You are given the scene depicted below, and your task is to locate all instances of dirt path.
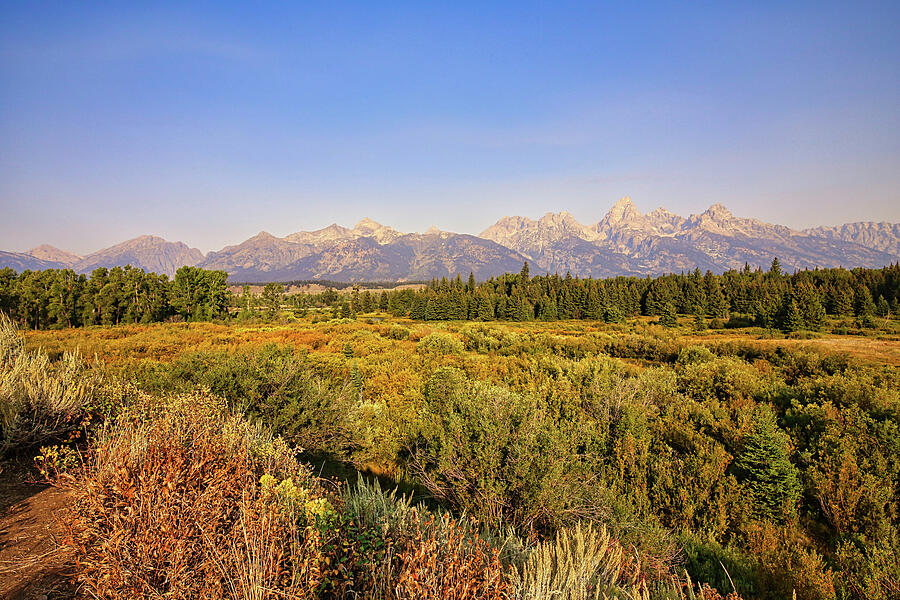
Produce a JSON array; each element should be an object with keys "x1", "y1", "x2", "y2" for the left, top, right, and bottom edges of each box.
[{"x1": 0, "y1": 464, "x2": 74, "y2": 600}]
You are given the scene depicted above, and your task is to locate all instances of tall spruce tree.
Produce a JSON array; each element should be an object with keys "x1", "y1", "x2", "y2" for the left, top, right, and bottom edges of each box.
[{"x1": 735, "y1": 408, "x2": 801, "y2": 521}]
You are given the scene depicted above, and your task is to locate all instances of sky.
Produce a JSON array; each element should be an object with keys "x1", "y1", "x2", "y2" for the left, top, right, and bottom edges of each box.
[{"x1": 1, "y1": 1, "x2": 899, "y2": 255}]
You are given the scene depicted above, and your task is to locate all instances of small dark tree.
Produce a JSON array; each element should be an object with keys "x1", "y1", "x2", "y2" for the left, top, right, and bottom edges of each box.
[
  {"x1": 659, "y1": 302, "x2": 678, "y2": 327},
  {"x1": 735, "y1": 408, "x2": 801, "y2": 521},
  {"x1": 692, "y1": 306, "x2": 707, "y2": 331},
  {"x1": 854, "y1": 286, "x2": 876, "y2": 317},
  {"x1": 779, "y1": 296, "x2": 803, "y2": 333}
]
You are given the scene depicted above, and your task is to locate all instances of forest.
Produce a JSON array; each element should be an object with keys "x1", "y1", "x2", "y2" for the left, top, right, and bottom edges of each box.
[
  {"x1": 1, "y1": 262, "x2": 899, "y2": 599},
  {"x1": 2, "y1": 260, "x2": 899, "y2": 332}
]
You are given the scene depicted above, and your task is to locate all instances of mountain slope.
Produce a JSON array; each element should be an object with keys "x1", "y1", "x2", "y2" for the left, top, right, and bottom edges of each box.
[
  {"x1": 804, "y1": 222, "x2": 900, "y2": 256},
  {"x1": 0, "y1": 251, "x2": 65, "y2": 272},
  {"x1": 483, "y1": 199, "x2": 898, "y2": 276},
  {"x1": 209, "y1": 228, "x2": 530, "y2": 283},
  {"x1": 27, "y1": 245, "x2": 82, "y2": 266},
  {"x1": 75, "y1": 236, "x2": 204, "y2": 278},
  {"x1": 5, "y1": 201, "x2": 899, "y2": 281}
]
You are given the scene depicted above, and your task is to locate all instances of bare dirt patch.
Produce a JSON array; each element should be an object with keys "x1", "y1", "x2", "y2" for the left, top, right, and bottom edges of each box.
[{"x1": 0, "y1": 463, "x2": 74, "y2": 600}]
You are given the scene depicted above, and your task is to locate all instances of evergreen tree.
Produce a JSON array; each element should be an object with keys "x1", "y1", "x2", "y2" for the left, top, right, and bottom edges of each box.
[
  {"x1": 830, "y1": 284, "x2": 854, "y2": 316},
  {"x1": 735, "y1": 408, "x2": 801, "y2": 521},
  {"x1": 780, "y1": 296, "x2": 804, "y2": 333},
  {"x1": 854, "y1": 285, "x2": 876, "y2": 317},
  {"x1": 339, "y1": 302, "x2": 352, "y2": 319},
  {"x1": 795, "y1": 283, "x2": 825, "y2": 330},
  {"x1": 659, "y1": 302, "x2": 678, "y2": 327},
  {"x1": 692, "y1": 306, "x2": 707, "y2": 331},
  {"x1": 769, "y1": 257, "x2": 782, "y2": 277},
  {"x1": 558, "y1": 288, "x2": 575, "y2": 320},
  {"x1": 706, "y1": 275, "x2": 729, "y2": 318},
  {"x1": 475, "y1": 293, "x2": 494, "y2": 321}
]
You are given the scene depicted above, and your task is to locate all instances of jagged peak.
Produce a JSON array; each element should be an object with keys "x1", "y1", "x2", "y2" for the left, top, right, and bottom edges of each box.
[
  {"x1": 649, "y1": 207, "x2": 677, "y2": 218},
  {"x1": 354, "y1": 217, "x2": 381, "y2": 228},
  {"x1": 603, "y1": 196, "x2": 642, "y2": 223},
  {"x1": 424, "y1": 225, "x2": 443, "y2": 235},
  {"x1": 538, "y1": 211, "x2": 582, "y2": 227},
  {"x1": 703, "y1": 203, "x2": 733, "y2": 220}
]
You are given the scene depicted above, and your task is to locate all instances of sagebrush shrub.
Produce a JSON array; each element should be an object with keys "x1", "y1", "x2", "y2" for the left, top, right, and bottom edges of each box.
[{"x1": 60, "y1": 392, "x2": 334, "y2": 599}]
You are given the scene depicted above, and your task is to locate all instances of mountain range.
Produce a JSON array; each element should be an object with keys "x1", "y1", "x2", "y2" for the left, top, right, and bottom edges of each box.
[{"x1": 3, "y1": 199, "x2": 899, "y2": 281}]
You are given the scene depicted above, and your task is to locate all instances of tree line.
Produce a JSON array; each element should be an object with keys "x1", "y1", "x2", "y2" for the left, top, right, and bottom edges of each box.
[
  {"x1": 0, "y1": 266, "x2": 228, "y2": 329},
  {"x1": 2, "y1": 260, "x2": 899, "y2": 330},
  {"x1": 379, "y1": 260, "x2": 900, "y2": 331}
]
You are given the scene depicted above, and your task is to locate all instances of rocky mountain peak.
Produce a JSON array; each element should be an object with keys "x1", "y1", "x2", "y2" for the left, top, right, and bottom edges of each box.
[
  {"x1": 704, "y1": 203, "x2": 733, "y2": 221},
  {"x1": 4, "y1": 200, "x2": 899, "y2": 282},
  {"x1": 605, "y1": 197, "x2": 641, "y2": 223},
  {"x1": 72, "y1": 235, "x2": 204, "y2": 277},
  {"x1": 538, "y1": 211, "x2": 579, "y2": 227},
  {"x1": 351, "y1": 218, "x2": 401, "y2": 244},
  {"x1": 595, "y1": 197, "x2": 652, "y2": 240},
  {"x1": 27, "y1": 244, "x2": 82, "y2": 265}
]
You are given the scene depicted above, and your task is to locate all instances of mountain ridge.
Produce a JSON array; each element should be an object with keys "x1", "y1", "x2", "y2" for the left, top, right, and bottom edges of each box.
[{"x1": 4, "y1": 201, "x2": 899, "y2": 281}]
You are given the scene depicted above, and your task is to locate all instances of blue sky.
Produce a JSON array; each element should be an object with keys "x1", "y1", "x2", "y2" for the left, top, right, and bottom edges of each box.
[{"x1": 1, "y1": 1, "x2": 898, "y2": 254}]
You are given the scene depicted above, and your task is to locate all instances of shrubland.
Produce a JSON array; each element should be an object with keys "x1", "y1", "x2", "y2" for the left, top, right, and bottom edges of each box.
[{"x1": 3, "y1": 296, "x2": 900, "y2": 598}]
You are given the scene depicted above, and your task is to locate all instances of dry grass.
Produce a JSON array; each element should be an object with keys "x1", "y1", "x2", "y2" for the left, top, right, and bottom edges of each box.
[
  {"x1": 511, "y1": 522, "x2": 643, "y2": 600},
  {"x1": 26, "y1": 318, "x2": 900, "y2": 370}
]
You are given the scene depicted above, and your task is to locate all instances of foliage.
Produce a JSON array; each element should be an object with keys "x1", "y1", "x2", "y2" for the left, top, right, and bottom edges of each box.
[
  {"x1": 15, "y1": 308, "x2": 900, "y2": 599},
  {"x1": 59, "y1": 391, "x2": 332, "y2": 599},
  {"x1": 0, "y1": 314, "x2": 101, "y2": 456}
]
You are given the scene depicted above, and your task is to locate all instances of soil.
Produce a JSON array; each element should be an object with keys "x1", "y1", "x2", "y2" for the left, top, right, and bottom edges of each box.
[{"x1": 0, "y1": 461, "x2": 75, "y2": 600}]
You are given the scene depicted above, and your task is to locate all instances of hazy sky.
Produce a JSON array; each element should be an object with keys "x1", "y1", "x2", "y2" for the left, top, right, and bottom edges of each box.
[{"x1": 1, "y1": 1, "x2": 899, "y2": 254}]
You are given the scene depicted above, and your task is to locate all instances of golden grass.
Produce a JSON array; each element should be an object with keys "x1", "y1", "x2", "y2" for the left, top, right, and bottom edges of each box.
[{"x1": 25, "y1": 317, "x2": 900, "y2": 368}]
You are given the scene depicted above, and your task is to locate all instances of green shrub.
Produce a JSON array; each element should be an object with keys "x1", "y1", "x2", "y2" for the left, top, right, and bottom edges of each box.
[
  {"x1": 416, "y1": 332, "x2": 464, "y2": 356},
  {"x1": 0, "y1": 315, "x2": 101, "y2": 456}
]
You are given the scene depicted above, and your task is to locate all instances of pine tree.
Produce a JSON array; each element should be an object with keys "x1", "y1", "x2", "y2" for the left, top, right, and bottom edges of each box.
[
  {"x1": 659, "y1": 302, "x2": 678, "y2": 327},
  {"x1": 769, "y1": 257, "x2": 782, "y2": 277},
  {"x1": 340, "y1": 302, "x2": 352, "y2": 319},
  {"x1": 780, "y1": 296, "x2": 803, "y2": 333},
  {"x1": 692, "y1": 306, "x2": 707, "y2": 331},
  {"x1": 476, "y1": 294, "x2": 494, "y2": 321},
  {"x1": 558, "y1": 288, "x2": 575, "y2": 320},
  {"x1": 706, "y1": 275, "x2": 729, "y2": 318},
  {"x1": 854, "y1": 286, "x2": 876, "y2": 317},
  {"x1": 830, "y1": 284, "x2": 854, "y2": 316},
  {"x1": 735, "y1": 408, "x2": 801, "y2": 521},
  {"x1": 876, "y1": 295, "x2": 890, "y2": 317}
]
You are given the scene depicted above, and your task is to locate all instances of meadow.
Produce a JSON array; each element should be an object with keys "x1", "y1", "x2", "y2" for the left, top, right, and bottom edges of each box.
[{"x1": 7, "y1": 309, "x2": 899, "y2": 599}]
